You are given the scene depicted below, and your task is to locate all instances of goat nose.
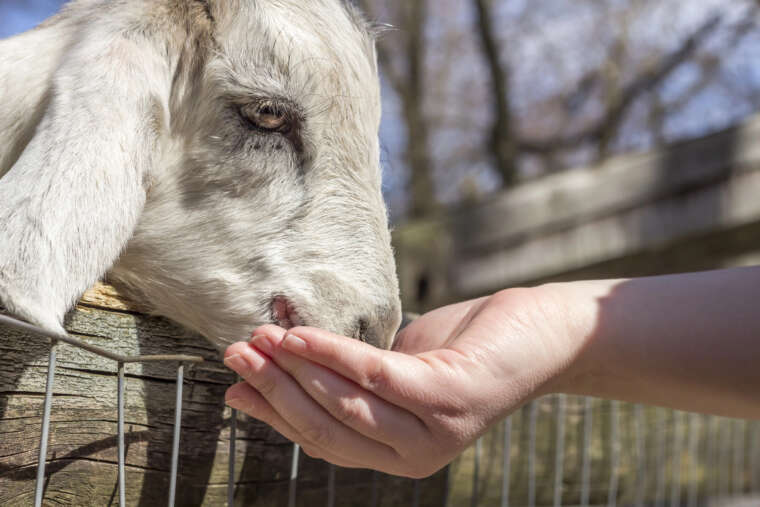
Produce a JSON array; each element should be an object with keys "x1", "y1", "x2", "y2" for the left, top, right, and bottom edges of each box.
[{"x1": 355, "y1": 302, "x2": 403, "y2": 350}]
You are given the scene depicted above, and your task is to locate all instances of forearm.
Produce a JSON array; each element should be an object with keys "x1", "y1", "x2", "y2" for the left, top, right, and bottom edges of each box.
[
  {"x1": 548, "y1": 268, "x2": 760, "y2": 419},
  {"x1": 220, "y1": 267, "x2": 760, "y2": 477}
]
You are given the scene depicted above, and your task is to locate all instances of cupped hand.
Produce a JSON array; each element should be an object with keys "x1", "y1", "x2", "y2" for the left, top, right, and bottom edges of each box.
[{"x1": 223, "y1": 286, "x2": 575, "y2": 478}]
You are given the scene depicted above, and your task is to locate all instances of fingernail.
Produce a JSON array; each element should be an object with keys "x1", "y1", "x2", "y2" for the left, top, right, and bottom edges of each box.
[
  {"x1": 282, "y1": 334, "x2": 307, "y2": 352},
  {"x1": 226, "y1": 398, "x2": 246, "y2": 411},
  {"x1": 224, "y1": 354, "x2": 249, "y2": 376},
  {"x1": 224, "y1": 352, "x2": 264, "y2": 376},
  {"x1": 251, "y1": 334, "x2": 274, "y2": 355}
]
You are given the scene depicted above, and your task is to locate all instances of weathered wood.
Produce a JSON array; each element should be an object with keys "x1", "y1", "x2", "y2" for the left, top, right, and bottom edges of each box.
[
  {"x1": 451, "y1": 116, "x2": 760, "y2": 255},
  {"x1": 0, "y1": 285, "x2": 446, "y2": 506},
  {"x1": 454, "y1": 168, "x2": 760, "y2": 296},
  {"x1": 394, "y1": 114, "x2": 760, "y2": 306}
]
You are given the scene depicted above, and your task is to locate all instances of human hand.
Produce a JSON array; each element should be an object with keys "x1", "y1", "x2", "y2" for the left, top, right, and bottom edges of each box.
[{"x1": 223, "y1": 286, "x2": 576, "y2": 478}]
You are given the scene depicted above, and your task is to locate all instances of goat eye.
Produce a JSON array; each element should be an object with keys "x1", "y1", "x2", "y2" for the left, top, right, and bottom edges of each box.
[{"x1": 241, "y1": 101, "x2": 290, "y2": 133}]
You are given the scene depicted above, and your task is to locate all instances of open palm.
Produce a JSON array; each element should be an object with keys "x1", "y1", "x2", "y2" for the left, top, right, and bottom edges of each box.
[{"x1": 223, "y1": 287, "x2": 570, "y2": 478}]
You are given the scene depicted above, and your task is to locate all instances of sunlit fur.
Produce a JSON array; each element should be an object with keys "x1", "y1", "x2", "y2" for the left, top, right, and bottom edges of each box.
[{"x1": 0, "y1": 0, "x2": 402, "y2": 349}]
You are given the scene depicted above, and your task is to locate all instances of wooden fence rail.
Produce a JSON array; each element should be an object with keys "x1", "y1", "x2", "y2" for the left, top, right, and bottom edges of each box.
[{"x1": 0, "y1": 285, "x2": 446, "y2": 506}]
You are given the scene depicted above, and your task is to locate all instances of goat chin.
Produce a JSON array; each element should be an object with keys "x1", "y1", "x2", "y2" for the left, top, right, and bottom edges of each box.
[{"x1": 0, "y1": 0, "x2": 402, "y2": 351}]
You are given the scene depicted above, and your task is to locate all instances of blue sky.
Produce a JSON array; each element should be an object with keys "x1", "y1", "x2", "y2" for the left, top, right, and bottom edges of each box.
[{"x1": 0, "y1": 1, "x2": 65, "y2": 38}]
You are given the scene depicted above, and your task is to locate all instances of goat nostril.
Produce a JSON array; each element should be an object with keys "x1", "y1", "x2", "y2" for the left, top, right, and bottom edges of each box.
[
  {"x1": 354, "y1": 304, "x2": 402, "y2": 349},
  {"x1": 271, "y1": 296, "x2": 302, "y2": 329},
  {"x1": 356, "y1": 317, "x2": 370, "y2": 343}
]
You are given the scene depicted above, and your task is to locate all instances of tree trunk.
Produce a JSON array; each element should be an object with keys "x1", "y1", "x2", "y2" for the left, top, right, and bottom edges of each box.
[{"x1": 473, "y1": 0, "x2": 518, "y2": 186}]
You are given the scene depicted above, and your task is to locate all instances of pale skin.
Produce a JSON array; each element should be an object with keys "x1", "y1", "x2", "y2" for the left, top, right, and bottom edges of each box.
[{"x1": 223, "y1": 267, "x2": 760, "y2": 478}]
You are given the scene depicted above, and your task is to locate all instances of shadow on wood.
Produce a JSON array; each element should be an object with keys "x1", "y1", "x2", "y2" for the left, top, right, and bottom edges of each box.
[{"x1": 0, "y1": 285, "x2": 446, "y2": 506}]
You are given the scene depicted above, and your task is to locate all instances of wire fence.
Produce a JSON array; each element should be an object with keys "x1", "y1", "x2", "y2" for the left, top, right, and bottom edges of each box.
[
  {"x1": 0, "y1": 313, "x2": 203, "y2": 507},
  {"x1": 1, "y1": 313, "x2": 758, "y2": 506},
  {"x1": 449, "y1": 397, "x2": 760, "y2": 507}
]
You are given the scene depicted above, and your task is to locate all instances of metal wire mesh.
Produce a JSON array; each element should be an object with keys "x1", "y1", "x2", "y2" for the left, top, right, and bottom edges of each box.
[
  {"x1": 446, "y1": 397, "x2": 760, "y2": 507},
  {"x1": 2, "y1": 312, "x2": 759, "y2": 507},
  {"x1": 0, "y1": 313, "x2": 201, "y2": 507},
  {"x1": 0, "y1": 312, "x2": 343, "y2": 507}
]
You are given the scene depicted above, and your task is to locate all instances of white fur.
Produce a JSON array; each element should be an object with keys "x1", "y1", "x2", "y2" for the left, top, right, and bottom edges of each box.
[{"x1": 0, "y1": 0, "x2": 402, "y2": 349}]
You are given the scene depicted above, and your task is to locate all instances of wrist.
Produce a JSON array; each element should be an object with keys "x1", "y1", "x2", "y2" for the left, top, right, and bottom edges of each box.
[
  {"x1": 532, "y1": 280, "x2": 609, "y2": 397},
  {"x1": 480, "y1": 284, "x2": 598, "y2": 400}
]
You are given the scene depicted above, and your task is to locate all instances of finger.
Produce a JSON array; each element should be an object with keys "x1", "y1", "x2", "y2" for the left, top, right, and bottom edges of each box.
[
  {"x1": 223, "y1": 341, "x2": 403, "y2": 468},
  {"x1": 269, "y1": 326, "x2": 430, "y2": 409},
  {"x1": 249, "y1": 332, "x2": 430, "y2": 451},
  {"x1": 226, "y1": 381, "x2": 301, "y2": 441},
  {"x1": 225, "y1": 382, "x2": 364, "y2": 469}
]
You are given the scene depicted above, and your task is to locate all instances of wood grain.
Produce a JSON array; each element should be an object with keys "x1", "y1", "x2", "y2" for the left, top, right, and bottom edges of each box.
[{"x1": 0, "y1": 286, "x2": 445, "y2": 506}]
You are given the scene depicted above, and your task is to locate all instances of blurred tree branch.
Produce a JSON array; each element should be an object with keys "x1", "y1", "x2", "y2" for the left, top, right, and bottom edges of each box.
[
  {"x1": 472, "y1": 0, "x2": 518, "y2": 185},
  {"x1": 360, "y1": 0, "x2": 438, "y2": 218},
  {"x1": 517, "y1": 14, "x2": 723, "y2": 156},
  {"x1": 360, "y1": 0, "x2": 760, "y2": 217},
  {"x1": 465, "y1": 3, "x2": 729, "y2": 177}
]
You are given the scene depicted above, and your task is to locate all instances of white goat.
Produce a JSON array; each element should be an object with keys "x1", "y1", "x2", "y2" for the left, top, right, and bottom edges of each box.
[{"x1": 0, "y1": 0, "x2": 402, "y2": 349}]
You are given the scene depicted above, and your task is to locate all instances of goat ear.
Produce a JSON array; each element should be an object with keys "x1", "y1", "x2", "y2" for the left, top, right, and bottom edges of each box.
[{"x1": 0, "y1": 25, "x2": 170, "y2": 333}]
